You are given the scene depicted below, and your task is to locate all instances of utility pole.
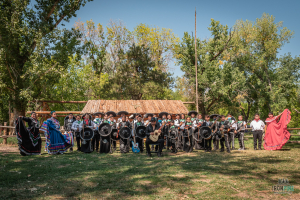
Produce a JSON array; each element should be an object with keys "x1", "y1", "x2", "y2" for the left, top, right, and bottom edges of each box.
[{"x1": 195, "y1": 7, "x2": 199, "y2": 113}]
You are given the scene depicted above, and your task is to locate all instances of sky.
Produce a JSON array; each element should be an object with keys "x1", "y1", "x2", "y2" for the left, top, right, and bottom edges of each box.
[{"x1": 56, "y1": 0, "x2": 300, "y2": 78}]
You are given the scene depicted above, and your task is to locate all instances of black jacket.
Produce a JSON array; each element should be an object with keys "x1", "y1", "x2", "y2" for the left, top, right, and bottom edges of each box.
[
  {"x1": 64, "y1": 118, "x2": 76, "y2": 131},
  {"x1": 219, "y1": 120, "x2": 230, "y2": 130},
  {"x1": 119, "y1": 121, "x2": 131, "y2": 129},
  {"x1": 22, "y1": 117, "x2": 39, "y2": 129},
  {"x1": 145, "y1": 123, "x2": 161, "y2": 138}
]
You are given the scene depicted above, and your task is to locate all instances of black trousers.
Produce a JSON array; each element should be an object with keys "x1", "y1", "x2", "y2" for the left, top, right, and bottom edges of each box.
[
  {"x1": 120, "y1": 138, "x2": 130, "y2": 153},
  {"x1": 183, "y1": 135, "x2": 193, "y2": 152},
  {"x1": 213, "y1": 138, "x2": 219, "y2": 150},
  {"x1": 92, "y1": 132, "x2": 100, "y2": 151},
  {"x1": 112, "y1": 140, "x2": 117, "y2": 149},
  {"x1": 253, "y1": 130, "x2": 263, "y2": 149},
  {"x1": 205, "y1": 138, "x2": 212, "y2": 151},
  {"x1": 220, "y1": 133, "x2": 230, "y2": 151},
  {"x1": 135, "y1": 137, "x2": 144, "y2": 152},
  {"x1": 75, "y1": 132, "x2": 81, "y2": 150},
  {"x1": 146, "y1": 138, "x2": 164, "y2": 153}
]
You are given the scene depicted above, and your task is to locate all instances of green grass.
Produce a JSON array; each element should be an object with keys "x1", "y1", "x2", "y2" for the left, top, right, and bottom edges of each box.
[{"x1": 0, "y1": 139, "x2": 299, "y2": 199}]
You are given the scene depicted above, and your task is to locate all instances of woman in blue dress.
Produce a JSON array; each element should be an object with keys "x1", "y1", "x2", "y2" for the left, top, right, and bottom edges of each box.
[{"x1": 40, "y1": 111, "x2": 73, "y2": 154}]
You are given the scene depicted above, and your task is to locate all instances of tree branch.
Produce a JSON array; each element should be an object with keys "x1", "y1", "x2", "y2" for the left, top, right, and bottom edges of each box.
[
  {"x1": 26, "y1": 62, "x2": 58, "y2": 90},
  {"x1": 209, "y1": 28, "x2": 234, "y2": 61}
]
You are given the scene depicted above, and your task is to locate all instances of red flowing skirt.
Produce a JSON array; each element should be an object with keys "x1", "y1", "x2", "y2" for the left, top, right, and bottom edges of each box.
[{"x1": 263, "y1": 109, "x2": 291, "y2": 150}]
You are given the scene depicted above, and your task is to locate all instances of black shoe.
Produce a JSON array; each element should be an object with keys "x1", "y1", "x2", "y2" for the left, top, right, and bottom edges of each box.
[
  {"x1": 157, "y1": 152, "x2": 162, "y2": 157},
  {"x1": 220, "y1": 149, "x2": 224, "y2": 152},
  {"x1": 227, "y1": 149, "x2": 231, "y2": 153},
  {"x1": 254, "y1": 148, "x2": 257, "y2": 150},
  {"x1": 258, "y1": 148, "x2": 262, "y2": 150},
  {"x1": 231, "y1": 147, "x2": 235, "y2": 150},
  {"x1": 147, "y1": 153, "x2": 152, "y2": 157}
]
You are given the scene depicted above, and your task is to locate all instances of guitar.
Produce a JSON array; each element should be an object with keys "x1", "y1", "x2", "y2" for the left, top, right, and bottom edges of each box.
[
  {"x1": 149, "y1": 122, "x2": 165, "y2": 142},
  {"x1": 131, "y1": 122, "x2": 140, "y2": 153},
  {"x1": 234, "y1": 120, "x2": 250, "y2": 137}
]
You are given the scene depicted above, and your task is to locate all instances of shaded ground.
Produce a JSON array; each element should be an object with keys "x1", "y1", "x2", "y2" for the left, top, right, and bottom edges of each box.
[{"x1": 0, "y1": 138, "x2": 299, "y2": 199}]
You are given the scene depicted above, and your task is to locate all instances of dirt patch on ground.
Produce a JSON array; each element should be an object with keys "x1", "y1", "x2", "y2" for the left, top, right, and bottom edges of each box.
[
  {"x1": 57, "y1": 164, "x2": 70, "y2": 168},
  {"x1": 172, "y1": 174, "x2": 187, "y2": 178},
  {"x1": 0, "y1": 145, "x2": 19, "y2": 153},
  {"x1": 191, "y1": 178, "x2": 211, "y2": 183},
  {"x1": 234, "y1": 192, "x2": 250, "y2": 199}
]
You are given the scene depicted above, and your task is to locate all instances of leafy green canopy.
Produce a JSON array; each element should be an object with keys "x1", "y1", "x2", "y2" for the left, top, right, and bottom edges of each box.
[
  {"x1": 174, "y1": 14, "x2": 299, "y2": 121},
  {"x1": 0, "y1": 0, "x2": 92, "y2": 117}
]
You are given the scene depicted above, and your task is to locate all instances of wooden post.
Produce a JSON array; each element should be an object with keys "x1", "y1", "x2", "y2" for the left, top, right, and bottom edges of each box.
[
  {"x1": 3, "y1": 122, "x2": 7, "y2": 144},
  {"x1": 9, "y1": 113, "x2": 14, "y2": 135},
  {"x1": 195, "y1": 7, "x2": 199, "y2": 113}
]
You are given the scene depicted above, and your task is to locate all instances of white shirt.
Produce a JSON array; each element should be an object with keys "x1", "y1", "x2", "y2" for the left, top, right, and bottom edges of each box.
[
  {"x1": 174, "y1": 119, "x2": 181, "y2": 127},
  {"x1": 193, "y1": 119, "x2": 203, "y2": 128},
  {"x1": 250, "y1": 120, "x2": 265, "y2": 131},
  {"x1": 71, "y1": 120, "x2": 82, "y2": 132}
]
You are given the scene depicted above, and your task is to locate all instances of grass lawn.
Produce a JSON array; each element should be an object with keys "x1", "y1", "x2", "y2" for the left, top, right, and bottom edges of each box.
[{"x1": 0, "y1": 137, "x2": 299, "y2": 200}]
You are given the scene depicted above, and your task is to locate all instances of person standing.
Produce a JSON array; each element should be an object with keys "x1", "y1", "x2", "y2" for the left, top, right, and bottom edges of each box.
[
  {"x1": 202, "y1": 115, "x2": 213, "y2": 152},
  {"x1": 132, "y1": 115, "x2": 144, "y2": 153},
  {"x1": 40, "y1": 111, "x2": 73, "y2": 154},
  {"x1": 250, "y1": 113, "x2": 265, "y2": 150},
  {"x1": 71, "y1": 115, "x2": 82, "y2": 151},
  {"x1": 264, "y1": 109, "x2": 291, "y2": 150},
  {"x1": 64, "y1": 113, "x2": 76, "y2": 152},
  {"x1": 118, "y1": 116, "x2": 131, "y2": 153},
  {"x1": 211, "y1": 115, "x2": 220, "y2": 151},
  {"x1": 234, "y1": 115, "x2": 247, "y2": 150},
  {"x1": 182, "y1": 116, "x2": 194, "y2": 152},
  {"x1": 219, "y1": 115, "x2": 231, "y2": 153},
  {"x1": 226, "y1": 114, "x2": 236, "y2": 150},
  {"x1": 92, "y1": 114, "x2": 102, "y2": 152},
  {"x1": 193, "y1": 114, "x2": 204, "y2": 150},
  {"x1": 145, "y1": 117, "x2": 164, "y2": 157},
  {"x1": 99, "y1": 114, "x2": 112, "y2": 153},
  {"x1": 16, "y1": 112, "x2": 42, "y2": 156}
]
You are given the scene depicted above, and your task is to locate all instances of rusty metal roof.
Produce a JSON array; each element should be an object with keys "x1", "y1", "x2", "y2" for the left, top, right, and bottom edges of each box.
[{"x1": 81, "y1": 100, "x2": 189, "y2": 115}]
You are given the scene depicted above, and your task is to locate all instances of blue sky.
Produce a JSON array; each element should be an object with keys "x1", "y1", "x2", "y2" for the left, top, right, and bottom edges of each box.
[{"x1": 59, "y1": 0, "x2": 300, "y2": 78}]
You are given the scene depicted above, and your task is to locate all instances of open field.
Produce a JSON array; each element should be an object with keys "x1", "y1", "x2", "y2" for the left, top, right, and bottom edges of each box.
[{"x1": 0, "y1": 138, "x2": 299, "y2": 200}]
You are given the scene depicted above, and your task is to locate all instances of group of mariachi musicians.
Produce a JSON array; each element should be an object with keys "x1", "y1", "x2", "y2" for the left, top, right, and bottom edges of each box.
[{"x1": 63, "y1": 110, "x2": 248, "y2": 157}]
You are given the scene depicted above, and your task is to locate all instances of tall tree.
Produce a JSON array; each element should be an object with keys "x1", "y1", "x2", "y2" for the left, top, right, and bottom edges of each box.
[
  {"x1": 174, "y1": 20, "x2": 245, "y2": 117},
  {"x1": 0, "y1": 0, "x2": 92, "y2": 118},
  {"x1": 229, "y1": 13, "x2": 294, "y2": 118},
  {"x1": 108, "y1": 44, "x2": 174, "y2": 100}
]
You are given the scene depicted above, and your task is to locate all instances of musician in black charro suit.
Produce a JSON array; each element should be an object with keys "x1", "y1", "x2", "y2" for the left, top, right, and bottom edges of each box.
[
  {"x1": 145, "y1": 117, "x2": 164, "y2": 157},
  {"x1": 118, "y1": 116, "x2": 131, "y2": 153},
  {"x1": 202, "y1": 115, "x2": 213, "y2": 152},
  {"x1": 64, "y1": 113, "x2": 76, "y2": 152},
  {"x1": 132, "y1": 115, "x2": 144, "y2": 153},
  {"x1": 219, "y1": 115, "x2": 231, "y2": 153}
]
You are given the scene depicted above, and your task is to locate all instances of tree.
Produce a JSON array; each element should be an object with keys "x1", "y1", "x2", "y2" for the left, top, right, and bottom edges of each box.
[
  {"x1": 108, "y1": 44, "x2": 174, "y2": 100},
  {"x1": 229, "y1": 13, "x2": 294, "y2": 119},
  {"x1": 0, "y1": 0, "x2": 92, "y2": 118},
  {"x1": 174, "y1": 20, "x2": 245, "y2": 117},
  {"x1": 134, "y1": 23, "x2": 180, "y2": 72}
]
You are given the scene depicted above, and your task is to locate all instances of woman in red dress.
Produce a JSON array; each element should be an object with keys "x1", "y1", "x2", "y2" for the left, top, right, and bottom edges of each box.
[{"x1": 264, "y1": 109, "x2": 291, "y2": 150}]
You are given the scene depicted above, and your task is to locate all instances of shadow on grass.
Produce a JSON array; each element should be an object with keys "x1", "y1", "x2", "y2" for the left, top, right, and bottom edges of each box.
[{"x1": 1, "y1": 145, "x2": 299, "y2": 199}]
